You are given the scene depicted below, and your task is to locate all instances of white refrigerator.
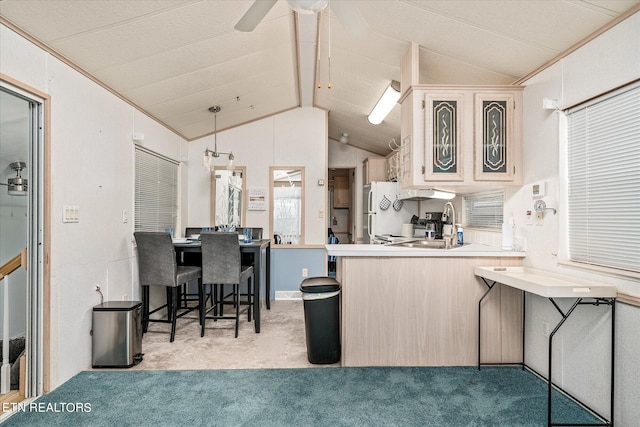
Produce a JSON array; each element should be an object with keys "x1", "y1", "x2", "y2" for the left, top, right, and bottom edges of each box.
[{"x1": 362, "y1": 181, "x2": 419, "y2": 243}]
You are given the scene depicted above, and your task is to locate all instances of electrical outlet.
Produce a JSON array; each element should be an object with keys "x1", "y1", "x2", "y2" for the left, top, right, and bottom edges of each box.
[
  {"x1": 542, "y1": 321, "x2": 549, "y2": 337},
  {"x1": 302, "y1": 268, "x2": 308, "y2": 277},
  {"x1": 122, "y1": 294, "x2": 129, "y2": 301},
  {"x1": 526, "y1": 210, "x2": 533, "y2": 225},
  {"x1": 122, "y1": 210, "x2": 128, "y2": 223}
]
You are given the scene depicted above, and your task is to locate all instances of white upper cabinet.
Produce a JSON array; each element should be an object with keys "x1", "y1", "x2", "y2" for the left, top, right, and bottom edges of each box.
[{"x1": 399, "y1": 85, "x2": 523, "y2": 191}]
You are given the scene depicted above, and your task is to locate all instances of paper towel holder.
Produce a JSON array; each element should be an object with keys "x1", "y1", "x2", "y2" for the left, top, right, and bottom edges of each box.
[{"x1": 534, "y1": 199, "x2": 556, "y2": 215}]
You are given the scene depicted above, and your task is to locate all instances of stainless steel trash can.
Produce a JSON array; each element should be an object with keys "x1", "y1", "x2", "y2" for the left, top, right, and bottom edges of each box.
[
  {"x1": 92, "y1": 301, "x2": 143, "y2": 368},
  {"x1": 300, "y1": 277, "x2": 341, "y2": 364}
]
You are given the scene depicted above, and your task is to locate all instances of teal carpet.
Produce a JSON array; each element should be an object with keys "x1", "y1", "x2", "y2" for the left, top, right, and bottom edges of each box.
[{"x1": 3, "y1": 367, "x2": 600, "y2": 426}]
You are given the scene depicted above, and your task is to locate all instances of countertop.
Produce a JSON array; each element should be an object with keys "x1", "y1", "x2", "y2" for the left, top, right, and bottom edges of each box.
[
  {"x1": 475, "y1": 266, "x2": 617, "y2": 298},
  {"x1": 325, "y1": 243, "x2": 525, "y2": 258}
]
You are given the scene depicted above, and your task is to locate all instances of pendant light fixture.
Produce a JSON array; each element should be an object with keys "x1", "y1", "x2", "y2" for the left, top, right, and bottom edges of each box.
[
  {"x1": 203, "y1": 106, "x2": 234, "y2": 171},
  {"x1": 1, "y1": 162, "x2": 28, "y2": 196}
]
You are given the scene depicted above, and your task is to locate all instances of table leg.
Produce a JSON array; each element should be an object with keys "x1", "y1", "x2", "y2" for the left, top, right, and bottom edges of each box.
[
  {"x1": 253, "y1": 247, "x2": 261, "y2": 333},
  {"x1": 265, "y1": 244, "x2": 271, "y2": 310}
]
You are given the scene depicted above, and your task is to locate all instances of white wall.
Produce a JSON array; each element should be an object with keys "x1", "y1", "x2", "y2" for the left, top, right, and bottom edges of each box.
[
  {"x1": 515, "y1": 13, "x2": 640, "y2": 424},
  {"x1": 1, "y1": 24, "x2": 187, "y2": 389},
  {"x1": 187, "y1": 107, "x2": 328, "y2": 244}
]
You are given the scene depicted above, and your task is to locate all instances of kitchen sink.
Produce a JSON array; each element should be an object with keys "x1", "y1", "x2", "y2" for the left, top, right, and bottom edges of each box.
[{"x1": 388, "y1": 239, "x2": 462, "y2": 249}]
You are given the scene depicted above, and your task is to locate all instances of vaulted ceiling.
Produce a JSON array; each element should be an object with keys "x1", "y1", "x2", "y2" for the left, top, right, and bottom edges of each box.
[{"x1": 1, "y1": 0, "x2": 638, "y2": 155}]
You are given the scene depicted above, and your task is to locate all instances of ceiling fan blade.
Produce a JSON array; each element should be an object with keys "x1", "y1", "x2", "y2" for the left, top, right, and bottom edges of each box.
[
  {"x1": 234, "y1": 0, "x2": 279, "y2": 32},
  {"x1": 330, "y1": 0, "x2": 370, "y2": 39}
]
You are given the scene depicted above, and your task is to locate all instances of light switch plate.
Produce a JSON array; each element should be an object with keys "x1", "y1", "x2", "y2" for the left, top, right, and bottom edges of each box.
[{"x1": 63, "y1": 205, "x2": 80, "y2": 223}]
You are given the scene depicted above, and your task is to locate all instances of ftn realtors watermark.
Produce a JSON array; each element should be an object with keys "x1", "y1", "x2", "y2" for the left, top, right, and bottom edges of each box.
[{"x1": 2, "y1": 402, "x2": 92, "y2": 413}]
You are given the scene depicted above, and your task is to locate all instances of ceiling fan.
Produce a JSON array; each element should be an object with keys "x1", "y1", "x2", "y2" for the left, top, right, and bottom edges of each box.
[{"x1": 234, "y1": 0, "x2": 369, "y2": 38}]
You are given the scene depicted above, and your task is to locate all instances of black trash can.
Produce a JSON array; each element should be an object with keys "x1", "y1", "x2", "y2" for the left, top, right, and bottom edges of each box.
[{"x1": 299, "y1": 277, "x2": 341, "y2": 364}]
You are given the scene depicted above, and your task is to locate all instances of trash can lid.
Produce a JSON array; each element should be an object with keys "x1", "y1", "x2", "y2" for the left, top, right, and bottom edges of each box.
[
  {"x1": 93, "y1": 301, "x2": 142, "y2": 311},
  {"x1": 300, "y1": 276, "x2": 341, "y2": 293}
]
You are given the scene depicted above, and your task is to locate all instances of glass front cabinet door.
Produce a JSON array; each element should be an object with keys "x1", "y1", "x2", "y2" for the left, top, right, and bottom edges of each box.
[
  {"x1": 474, "y1": 93, "x2": 516, "y2": 181},
  {"x1": 424, "y1": 93, "x2": 465, "y2": 181}
]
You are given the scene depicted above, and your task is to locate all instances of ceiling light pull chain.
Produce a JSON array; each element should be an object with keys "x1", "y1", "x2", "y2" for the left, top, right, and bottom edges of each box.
[
  {"x1": 327, "y1": 3, "x2": 331, "y2": 89},
  {"x1": 316, "y1": 11, "x2": 323, "y2": 89}
]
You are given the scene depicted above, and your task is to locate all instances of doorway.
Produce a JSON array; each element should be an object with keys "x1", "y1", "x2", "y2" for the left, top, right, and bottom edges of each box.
[
  {"x1": 328, "y1": 168, "x2": 355, "y2": 244},
  {"x1": 0, "y1": 79, "x2": 47, "y2": 411}
]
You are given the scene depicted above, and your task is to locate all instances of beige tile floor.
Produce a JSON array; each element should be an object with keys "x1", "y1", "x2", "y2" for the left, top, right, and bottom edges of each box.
[{"x1": 129, "y1": 300, "x2": 339, "y2": 370}]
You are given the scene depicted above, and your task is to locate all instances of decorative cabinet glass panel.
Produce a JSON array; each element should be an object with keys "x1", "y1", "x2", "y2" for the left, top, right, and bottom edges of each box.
[
  {"x1": 424, "y1": 93, "x2": 464, "y2": 181},
  {"x1": 474, "y1": 93, "x2": 515, "y2": 181}
]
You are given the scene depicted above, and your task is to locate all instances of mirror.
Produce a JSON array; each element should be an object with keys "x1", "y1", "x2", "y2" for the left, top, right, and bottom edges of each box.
[
  {"x1": 210, "y1": 166, "x2": 246, "y2": 229},
  {"x1": 270, "y1": 167, "x2": 305, "y2": 245}
]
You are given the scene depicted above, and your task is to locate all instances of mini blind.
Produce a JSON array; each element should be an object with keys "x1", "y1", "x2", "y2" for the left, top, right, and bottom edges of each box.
[
  {"x1": 464, "y1": 192, "x2": 504, "y2": 229},
  {"x1": 567, "y1": 83, "x2": 640, "y2": 272},
  {"x1": 134, "y1": 147, "x2": 179, "y2": 232}
]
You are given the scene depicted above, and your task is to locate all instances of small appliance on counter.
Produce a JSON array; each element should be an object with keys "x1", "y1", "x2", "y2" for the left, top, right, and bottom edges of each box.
[{"x1": 412, "y1": 212, "x2": 444, "y2": 239}]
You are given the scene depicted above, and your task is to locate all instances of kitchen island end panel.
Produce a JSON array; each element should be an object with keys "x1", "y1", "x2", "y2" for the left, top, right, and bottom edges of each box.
[{"x1": 336, "y1": 255, "x2": 523, "y2": 367}]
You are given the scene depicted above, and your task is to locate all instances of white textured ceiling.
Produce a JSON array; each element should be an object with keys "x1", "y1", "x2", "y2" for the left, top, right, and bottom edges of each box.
[{"x1": 1, "y1": 0, "x2": 638, "y2": 155}]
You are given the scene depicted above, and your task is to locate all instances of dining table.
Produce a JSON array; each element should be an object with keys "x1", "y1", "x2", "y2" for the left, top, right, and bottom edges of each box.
[{"x1": 173, "y1": 238, "x2": 271, "y2": 333}]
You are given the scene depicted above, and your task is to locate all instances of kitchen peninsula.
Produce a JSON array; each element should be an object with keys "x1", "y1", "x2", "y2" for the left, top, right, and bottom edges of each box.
[{"x1": 326, "y1": 243, "x2": 525, "y2": 367}]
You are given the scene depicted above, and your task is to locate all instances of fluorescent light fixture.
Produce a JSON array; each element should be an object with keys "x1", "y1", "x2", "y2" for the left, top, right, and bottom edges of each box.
[{"x1": 367, "y1": 80, "x2": 401, "y2": 125}]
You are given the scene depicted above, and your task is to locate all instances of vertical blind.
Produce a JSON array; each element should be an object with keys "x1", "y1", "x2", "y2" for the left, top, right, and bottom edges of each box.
[
  {"x1": 134, "y1": 147, "x2": 179, "y2": 232},
  {"x1": 567, "y1": 83, "x2": 640, "y2": 272},
  {"x1": 463, "y1": 192, "x2": 504, "y2": 229}
]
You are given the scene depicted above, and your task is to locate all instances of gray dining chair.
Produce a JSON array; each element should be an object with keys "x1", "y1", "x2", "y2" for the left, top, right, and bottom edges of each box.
[
  {"x1": 199, "y1": 232, "x2": 254, "y2": 338},
  {"x1": 134, "y1": 231, "x2": 202, "y2": 342}
]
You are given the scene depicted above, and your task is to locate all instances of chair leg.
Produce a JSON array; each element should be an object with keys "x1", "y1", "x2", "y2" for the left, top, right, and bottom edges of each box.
[
  {"x1": 199, "y1": 282, "x2": 206, "y2": 337},
  {"x1": 247, "y1": 276, "x2": 253, "y2": 323},
  {"x1": 234, "y1": 284, "x2": 240, "y2": 338},
  {"x1": 213, "y1": 284, "x2": 218, "y2": 318},
  {"x1": 219, "y1": 284, "x2": 225, "y2": 316},
  {"x1": 169, "y1": 287, "x2": 178, "y2": 343},
  {"x1": 197, "y1": 279, "x2": 203, "y2": 326},
  {"x1": 142, "y1": 286, "x2": 150, "y2": 333}
]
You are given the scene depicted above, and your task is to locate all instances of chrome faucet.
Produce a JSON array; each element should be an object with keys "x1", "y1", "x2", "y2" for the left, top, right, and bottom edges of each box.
[{"x1": 442, "y1": 202, "x2": 457, "y2": 248}]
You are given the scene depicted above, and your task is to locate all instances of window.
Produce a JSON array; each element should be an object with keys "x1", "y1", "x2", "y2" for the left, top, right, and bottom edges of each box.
[
  {"x1": 566, "y1": 83, "x2": 640, "y2": 272},
  {"x1": 211, "y1": 166, "x2": 245, "y2": 229},
  {"x1": 463, "y1": 191, "x2": 504, "y2": 229},
  {"x1": 134, "y1": 147, "x2": 179, "y2": 232},
  {"x1": 270, "y1": 167, "x2": 305, "y2": 245}
]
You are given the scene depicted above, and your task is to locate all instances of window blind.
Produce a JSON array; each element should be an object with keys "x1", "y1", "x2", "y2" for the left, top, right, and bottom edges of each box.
[
  {"x1": 134, "y1": 147, "x2": 179, "y2": 232},
  {"x1": 464, "y1": 192, "x2": 504, "y2": 229},
  {"x1": 567, "y1": 83, "x2": 640, "y2": 272}
]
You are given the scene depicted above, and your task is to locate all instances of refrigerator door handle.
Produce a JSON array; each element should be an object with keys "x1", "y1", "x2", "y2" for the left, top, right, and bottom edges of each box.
[
  {"x1": 368, "y1": 188, "x2": 373, "y2": 213},
  {"x1": 367, "y1": 214, "x2": 375, "y2": 241}
]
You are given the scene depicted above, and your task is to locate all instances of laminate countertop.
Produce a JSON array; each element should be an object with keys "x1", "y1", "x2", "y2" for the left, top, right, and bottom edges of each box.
[{"x1": 325, "y1": 243, "x2": 525, "y2": 258}]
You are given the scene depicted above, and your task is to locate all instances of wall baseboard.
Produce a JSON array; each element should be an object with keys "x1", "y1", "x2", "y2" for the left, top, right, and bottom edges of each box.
[{"x1": 275, "y1": 291, "x2": 302, "y2": 300}]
